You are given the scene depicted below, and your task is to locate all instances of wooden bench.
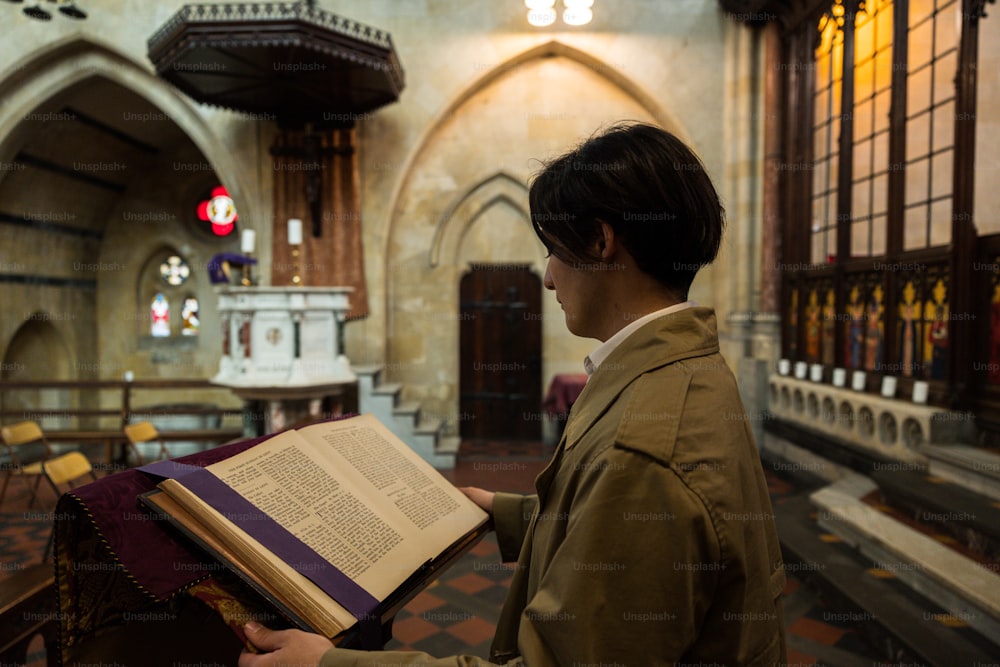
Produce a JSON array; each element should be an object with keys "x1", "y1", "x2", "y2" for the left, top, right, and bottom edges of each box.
[{"x1": 0, "y1": 563, "x2": 58, "y2": 666}]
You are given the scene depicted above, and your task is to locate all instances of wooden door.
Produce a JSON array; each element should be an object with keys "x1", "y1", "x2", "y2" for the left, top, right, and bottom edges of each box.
[{"x1": 459, "y1": 264, "x2": 542, "y2": 440}]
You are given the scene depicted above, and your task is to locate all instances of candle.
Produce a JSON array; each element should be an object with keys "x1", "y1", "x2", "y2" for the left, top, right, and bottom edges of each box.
[
  {"x1": 912, "y1": 380, "x2": 929, "y2": 404},
  {"x1": 832, "y1": 368, "x2": 847, "y2": 387},
  {"x1": 810, "y1": 364, "x2": 823, "y2": 382},
  {"x1": 852, "y1": 370, "x2": 866, "y2": 391},
  {"x1": 778, "y1": 359, "x2": 791, "y2": 376},
  {"x1": 241, "y1": 229, "x2": 256, "y2": 253},
  {"x1": 288, "y1": 218, "x2": 303, "y2": 245},
  {"x1": 794, "y1": 362, "x2": 808, "y2": 380},
  {"x1": 881, "y1": 376, "x2": 897, "y2": 398}
]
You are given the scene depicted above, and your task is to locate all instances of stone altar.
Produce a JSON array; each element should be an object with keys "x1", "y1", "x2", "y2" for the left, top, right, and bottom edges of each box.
[{"x1": 211, "y1": 286, "x2": 356, "y2": 434}]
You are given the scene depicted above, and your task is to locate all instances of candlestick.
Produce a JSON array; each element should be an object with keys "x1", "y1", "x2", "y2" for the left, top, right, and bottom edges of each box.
[
  {"x1": 240, "y1": 229, "x2": 256, "y2": 253},
  {"x1": 851, "y1": 370, "x2": 866, "y2": 391},
  {"x1": 291, "y1": 247, "x2": 301, "y2": 285},
  {"x1": 288, "y1": 218, "x2": 303, "y2": 246},
  {"x1": 809, "y1": 364, "x2": 823, "y2": 382},
  {"x1": 241, "y1": 252, "x2": 255, "y2": 286}
]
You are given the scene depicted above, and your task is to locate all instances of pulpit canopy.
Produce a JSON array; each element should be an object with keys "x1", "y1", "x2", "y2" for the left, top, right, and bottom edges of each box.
[{"x1": 147, "y1": 1, "x2": 405, "y2": 125}]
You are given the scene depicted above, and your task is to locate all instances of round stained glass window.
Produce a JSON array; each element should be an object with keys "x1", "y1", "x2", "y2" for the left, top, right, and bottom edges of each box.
[{"x1": 160, "y1": 255, "x2": 190, "y2": 286}]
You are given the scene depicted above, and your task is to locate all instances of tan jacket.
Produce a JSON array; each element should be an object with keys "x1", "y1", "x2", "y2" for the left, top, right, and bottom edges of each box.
[{"x1": 321, "y1": 307, "x2": 786, "y2": 666}]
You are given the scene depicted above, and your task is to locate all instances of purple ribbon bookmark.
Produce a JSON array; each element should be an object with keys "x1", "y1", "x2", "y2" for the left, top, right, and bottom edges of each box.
[{"x1": 139, "y1": 461, "x2": 382, "y2": 649}]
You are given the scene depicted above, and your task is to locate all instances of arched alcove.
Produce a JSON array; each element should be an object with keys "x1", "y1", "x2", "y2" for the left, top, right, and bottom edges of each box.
[
  {"x1": 0, "y1": 38, "x2": 253, "y2": 214},
  {"x1": 2, "y1": 318, "x2": 73, "y2": 430},
  {"x1": 383, "y1": 46, "x2": 662, "y2": 437},
  {"x1": 430, "y1": 171, "x2": 538, "y2": 268},
  {"x1": 0, "y1": 38, "x2": 254, "y2": 390}
]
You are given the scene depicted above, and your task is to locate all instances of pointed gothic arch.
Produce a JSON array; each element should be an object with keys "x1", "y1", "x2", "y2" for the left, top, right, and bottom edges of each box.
[
  {"x1": 0, "y1": 37, "x2": 255, "y2": 221},
  {"x1": 429, "y1": 171, "x2": 539, "y2": 268},
  {"x1": 381, "y1": 39, "x2": 694, "y2": 343}
]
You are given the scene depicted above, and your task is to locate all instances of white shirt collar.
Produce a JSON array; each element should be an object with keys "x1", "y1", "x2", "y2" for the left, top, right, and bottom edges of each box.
[{"x1": 583, "y1": 301, "x2": 696, "y2": 375}]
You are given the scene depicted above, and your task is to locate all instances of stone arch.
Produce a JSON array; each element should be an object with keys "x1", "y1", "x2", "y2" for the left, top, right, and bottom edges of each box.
[
  {"x1": 429, "y1": 171, "x2": 540, "y2": 268},
  {"x1": 381, "y1": 39, "x2": 692, "y2": 335},
  {"x1": 135, "y1": 245, "x2": 200, "y2": 338},
  {"x1": 0, "y1": 37, "x2": 255, "y2": 222},
  {"x1": 2, "y1": 318, "x2": 74, "y2": 429}
]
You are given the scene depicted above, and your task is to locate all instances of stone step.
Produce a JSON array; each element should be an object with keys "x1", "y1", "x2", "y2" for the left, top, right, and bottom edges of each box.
[
  {"x1": 870, "y1": 466, "x2": 1000, "y2": 547},
  {"x1": 393, "y1": 401, "x2": 421, "y2": 418},
  {"x1": 372, "y1": 382, "x2": 402, "y2": 397},
  {"x1": 812, "y1": 474, "x2": 1000, "y2": 647},
  {"x1": 922, "y1": 444, "x2": 1000, "y2": 501},
  {"x1": 775, "y1": 492, "x2": 1000, "y2": 666},
  {"x1": 436, "y1": 435, "x2": 461, "y2": 455},
  {"x1": 414, "y1": 417, "x2": 442, "y2": 435}
]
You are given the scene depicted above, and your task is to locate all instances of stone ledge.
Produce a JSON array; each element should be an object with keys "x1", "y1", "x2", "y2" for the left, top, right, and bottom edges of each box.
[
  {"x1": 922, "y1": 444, "x2": 1000, "y2": 501},
  {"x1": 769, "y1": 375, "x2": 976, "y2": 463},
  {"x1": 812, "y1": 474, "x2": 1000, "y2": 647}
]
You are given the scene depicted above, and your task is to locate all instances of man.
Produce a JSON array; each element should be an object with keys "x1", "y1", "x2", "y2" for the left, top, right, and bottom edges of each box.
[{"x1": 240, "y1": 122, "x2": 787, "y2": 666}]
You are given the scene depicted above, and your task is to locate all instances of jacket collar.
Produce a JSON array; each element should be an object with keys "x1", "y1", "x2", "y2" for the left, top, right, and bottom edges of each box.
[{"x1": 562, "y1": 306, "x2": 720, "y2": 451}]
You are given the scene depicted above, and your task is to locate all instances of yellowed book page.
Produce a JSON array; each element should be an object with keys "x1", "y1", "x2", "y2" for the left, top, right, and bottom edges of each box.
[
  {"x1": 200, "y1": 422, "x2": 486, "y2": 604},
  {"x1": 295, "y1": 414, "x2": 489, "y2": 592},
  {"x1": 158, "y1": 476, "x2": 352, "y2": 636},
  {"x1": 144, "y1": 489, "x2": 345, "y2": 638}
]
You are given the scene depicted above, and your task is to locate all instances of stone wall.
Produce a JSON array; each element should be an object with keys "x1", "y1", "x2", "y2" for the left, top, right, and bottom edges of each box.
[{"x1": 0, "y1": 0, "x2": 764, "y2": 434}]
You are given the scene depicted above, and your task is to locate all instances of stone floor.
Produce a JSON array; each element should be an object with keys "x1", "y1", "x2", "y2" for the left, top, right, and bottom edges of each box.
[{"x1": 0, "y1": 439, "x2": 891, "y2": 666}]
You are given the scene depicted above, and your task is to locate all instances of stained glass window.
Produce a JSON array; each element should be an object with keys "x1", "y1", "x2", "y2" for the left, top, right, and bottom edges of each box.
[
  {"x1": 182, "y1": 296, "x2": 200, "y2": 336},
  {"x1": 160, "y1": 256, "x2": 190, "y2": 286},
  {"x1": 151, "y1": 293, "x2": 170, "y2": 337}
]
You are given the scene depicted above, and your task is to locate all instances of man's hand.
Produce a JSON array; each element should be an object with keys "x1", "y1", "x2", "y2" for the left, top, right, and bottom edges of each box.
[
  {"x1": 238, "y1": 622, "x2": 334, "y2": 667},
  {"x1": 459, "y1": 486, "x2": 495, "y2": 513}
]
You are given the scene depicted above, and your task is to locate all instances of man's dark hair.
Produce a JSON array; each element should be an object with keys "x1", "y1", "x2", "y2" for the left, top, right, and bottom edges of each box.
[{"x1": 528, "y1": 122, "x2": 725, "y2": 299}]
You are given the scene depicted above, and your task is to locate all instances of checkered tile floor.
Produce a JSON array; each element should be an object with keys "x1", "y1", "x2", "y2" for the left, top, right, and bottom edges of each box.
[{"x1": 0, "y1": 443, "x2": 901, "y2": 666}]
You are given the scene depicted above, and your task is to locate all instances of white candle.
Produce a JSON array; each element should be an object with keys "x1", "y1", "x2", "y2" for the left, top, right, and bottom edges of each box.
[
  {"x1": 288, "y1": 218, "x2": 303, "y2": 245},
  {"x1": 778, "y1": 359, "x2": 791, "y2": 376},
  {"x1": 794, "y1": 362, "x2": 808, "y2": 379},
  {"x1": 852, "y1": 370, "x2": 866, "y2": 391},
  {"x1": 832, "y1": 368, "x2": 847, "y2": 387},
  {"x1": 881, "y1": 376, "x2": 897, "y2": 398},
  {"x1": 241, "y1": 229, "x2": 256, "y2": 253},
  {"x1": 912, "y1": 380, "x2": 929, "y2": 404},
  {"x1": 810, "y1": 364, "x2": 823, "y2": 382}
]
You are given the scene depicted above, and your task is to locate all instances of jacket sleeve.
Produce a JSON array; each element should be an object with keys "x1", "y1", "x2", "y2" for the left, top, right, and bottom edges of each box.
[
  {"x1": 319, "y1": 647, "x2": 516, "y2": 666},
  {"x1": 491, "y1": 492, "x2": 537, "y2": 563},
  {"x1": 513, "y1": 448, "x2": 721, "y2": 666}
]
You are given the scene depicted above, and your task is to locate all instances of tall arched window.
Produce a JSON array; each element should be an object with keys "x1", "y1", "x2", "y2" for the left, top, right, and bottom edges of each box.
[
  {"x1": 776, "y1": 0, "x2": 992, "y2": 418},
  {"x1": 138, "y1": 249, "x2": 200, "y2": 339}
]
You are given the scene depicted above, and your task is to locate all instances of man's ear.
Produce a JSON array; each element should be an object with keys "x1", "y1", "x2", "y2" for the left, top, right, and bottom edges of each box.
[{"x1": 597, "y1": 221, "x2": 617, "y2": 260}]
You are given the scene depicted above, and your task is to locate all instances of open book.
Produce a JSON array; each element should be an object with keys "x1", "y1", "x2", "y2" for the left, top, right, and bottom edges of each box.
[{"x1": 139, "y1": 414, "x2": 490, "y2": 642}]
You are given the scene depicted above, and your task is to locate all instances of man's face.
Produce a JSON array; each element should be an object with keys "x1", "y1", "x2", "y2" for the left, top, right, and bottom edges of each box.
[{"x1": 543, "y1": 253, "x2": 605, "y2": 340}]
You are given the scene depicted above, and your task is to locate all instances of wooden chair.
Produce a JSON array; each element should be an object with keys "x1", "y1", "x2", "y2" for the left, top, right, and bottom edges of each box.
[
  {"x1": 0, "y1": 421, "x2": 52, "y2": 509},
  {"x1": 41, "y1": 451, "x2": 97, "y2": 561},
  {"x1": 124, "y1": 421, "x2": 170, "y2": 465},
  {"x1": 42, "y1": 451, "x2": 97, "y2": 497}
]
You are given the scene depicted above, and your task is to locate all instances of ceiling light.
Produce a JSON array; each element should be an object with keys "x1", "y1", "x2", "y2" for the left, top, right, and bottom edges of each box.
[
  {"x1": 23, "y1": 3, "x2": 52, "y2": 19},
  {"x1": 59, "y1": 2, "x2": 86, "y2": 19}
]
